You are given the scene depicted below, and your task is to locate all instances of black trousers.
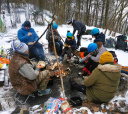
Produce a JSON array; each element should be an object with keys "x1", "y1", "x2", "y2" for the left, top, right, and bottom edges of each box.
[
  {"x1": 61, "y1": 47, "x2": 75, "y2": 58},
  {"x1": 85, "y1": 58, "x2": 99, "y2": 73},
  {"x1": 77, "y1": 31, "x2": 85, "y2": 46},
  {"x1": 72, "y1": 83, "x2": 86, "y2": 95}
]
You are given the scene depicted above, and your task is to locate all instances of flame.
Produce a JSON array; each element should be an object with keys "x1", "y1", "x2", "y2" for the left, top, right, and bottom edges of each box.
[{"x1": 54, "y1": 70, "x2": 66, "y2": 76}]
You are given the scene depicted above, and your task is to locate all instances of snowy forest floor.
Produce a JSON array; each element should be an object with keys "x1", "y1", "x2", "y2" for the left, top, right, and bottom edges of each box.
[{"x1": 1, "y1": 53, "x2": 128, "y2": 114}]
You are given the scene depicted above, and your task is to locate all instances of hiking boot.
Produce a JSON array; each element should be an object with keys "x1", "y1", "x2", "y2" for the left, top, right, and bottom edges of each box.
[{"x1": 38, "y1": 89, "x2": 52, "y2": 96}]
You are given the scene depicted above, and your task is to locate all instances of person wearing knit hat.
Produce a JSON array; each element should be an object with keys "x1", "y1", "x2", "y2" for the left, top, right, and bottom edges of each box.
[
  {"x1": 69, "y1": 51, "x2": 122, "y2": 103},
  {"x1": 18, "y1": 21, "x2": 45, "y2": 61},
  {"x1": 9, "y1": 40, "x2": 52, "y2": 96},
  {"x1": 99, "y1": 51, "x2": 114, "y2": 64},
  {"x1": 61, "y1": 31, "x2": 76, "y2": 61}
]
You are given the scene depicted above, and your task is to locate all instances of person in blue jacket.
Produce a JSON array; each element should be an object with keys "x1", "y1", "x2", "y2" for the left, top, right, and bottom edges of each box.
[
  {"x1": 61, "y1": 31, "x2": 76, "y2": 60},
  {"x1": 67, "y1": 18, "x2": 86, "y2": 49},
  {"x1": 91, "y1": 28, "x2": 105, "y2": 46},
  {"x1": 17, "y1": 21, "x2": 45, "y2": 61}
]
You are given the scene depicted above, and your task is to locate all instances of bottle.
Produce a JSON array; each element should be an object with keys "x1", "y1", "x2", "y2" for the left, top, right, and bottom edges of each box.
[{"x1": 1, "y1": 46, "x2": 4, "y2": 55}]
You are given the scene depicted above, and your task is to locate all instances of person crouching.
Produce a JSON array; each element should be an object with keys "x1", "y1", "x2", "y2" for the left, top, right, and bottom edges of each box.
[
  {"x1": 69, "y1": 51, "x2": 122, "y2": 103},
  {"x1": 9, "y1": 40, "x2": 51, "y2": 96},
  {"x1": 61, "y1": 31, "x2": 76, "y2": 61}
]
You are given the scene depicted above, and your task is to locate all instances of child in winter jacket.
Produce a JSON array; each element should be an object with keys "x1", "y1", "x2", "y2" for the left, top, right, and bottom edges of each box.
[
  {"x1": 46, "y1": 23, "x2": 63, "y2": 55},
  {"x1": 79, "y1": 42, "x2": 107, "y2": 75},
  {"x1": 61, "y1": 31, "x2": 76, "y2": 60}
]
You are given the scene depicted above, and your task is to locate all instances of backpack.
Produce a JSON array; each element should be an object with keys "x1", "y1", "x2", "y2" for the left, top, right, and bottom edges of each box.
[
  {"x1": 115, "y1": 35, "x2": 127, "y2": 51},
  {"x1": 105, "y1": 37, "x2": 116, "y2": 48},
  {"x1": 109, "y1": 51, "x2": 118, "y2": 64}
]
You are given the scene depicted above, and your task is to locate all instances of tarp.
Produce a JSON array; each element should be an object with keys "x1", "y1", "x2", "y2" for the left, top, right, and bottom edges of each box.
[{"x1": 0, "y1": 17, "x2": 6, "y2": 33}]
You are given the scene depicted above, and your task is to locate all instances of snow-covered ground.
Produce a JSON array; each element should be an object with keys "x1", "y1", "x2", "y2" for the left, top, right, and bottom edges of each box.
[{"x1": 0, "y1": 23, "x2": 128, "y2": 113}]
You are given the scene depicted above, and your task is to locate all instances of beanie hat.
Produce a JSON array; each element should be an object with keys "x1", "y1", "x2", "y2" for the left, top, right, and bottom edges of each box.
[
  {"x1": 12, "y1": 40, "x2": 28, "y2": 53},
  {"x1": 67, "y1": 32, "x2": 73, "y2": 39},
  {"x1": 99, "y1": 51, "x2": 114, "y2": 64},
  {"x1": 24, "y1": 21, "x2": 31, "y2": 27}
]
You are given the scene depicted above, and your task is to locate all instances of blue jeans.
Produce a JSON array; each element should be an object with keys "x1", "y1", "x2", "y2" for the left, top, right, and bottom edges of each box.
[
  {"x1": 29, "y1": 42, "x2": 45, "y2": 61},
  {"x1": 55, "y1": 41, "x2": 63, "y2": 55}
]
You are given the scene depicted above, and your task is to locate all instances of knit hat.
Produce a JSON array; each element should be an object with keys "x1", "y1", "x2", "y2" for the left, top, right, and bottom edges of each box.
[
  {"x1": 24, "y1": 21, "x2": 31, "y2": 27},
  {"x1": 67, "y1": 32, "x2": 73, "y2": 39},
  {"x1": 12, "y1": 40, "x2": 28, "y2": 53},
  {"x1": 99, "y1": 51, "x2": 114, "y2": 64}
]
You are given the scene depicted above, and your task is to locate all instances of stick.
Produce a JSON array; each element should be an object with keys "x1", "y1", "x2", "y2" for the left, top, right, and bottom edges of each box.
[
  {"x1": 51, "y1": 26, "x2": 65, "y2": 98},
  {"x1": 29, "y1": 18, "x2": 55, "y2": 50},
  {"x1": 43, "y1": 18, "x2": 79, "y2": 59}
]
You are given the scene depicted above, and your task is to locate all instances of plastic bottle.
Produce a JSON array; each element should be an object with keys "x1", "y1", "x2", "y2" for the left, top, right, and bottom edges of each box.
[
  {"x1": 1, "y1": 46, "x2": 4, "y2": 55},
  {"x1": 3, "y1": 65, "x2": 9, "y2": 90}
]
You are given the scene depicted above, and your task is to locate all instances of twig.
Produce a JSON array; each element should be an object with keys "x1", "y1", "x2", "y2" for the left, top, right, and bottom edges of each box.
[
  {"x1": 29, "y1": 18, "x2": 55, "y2": 50},
  {"x1": 121, "y1": 73, "x2": 128, "y2": 78}
]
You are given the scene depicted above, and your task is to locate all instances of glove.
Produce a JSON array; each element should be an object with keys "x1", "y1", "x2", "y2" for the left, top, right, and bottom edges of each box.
[{"x1": 64, "y1": 44, "x2": 68, "y2": 47}]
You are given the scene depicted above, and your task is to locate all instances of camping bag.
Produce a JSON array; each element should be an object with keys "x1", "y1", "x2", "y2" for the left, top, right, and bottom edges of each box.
[
  {"x1": 105, "y1": 37, "x2": 116, "y2": 48},
  {"x1": 115, "y1": 35, "x2": 127, "y2": 51}
]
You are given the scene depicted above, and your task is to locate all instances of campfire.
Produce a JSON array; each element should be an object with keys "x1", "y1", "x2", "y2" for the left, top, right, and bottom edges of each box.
[{"x1": 50, "y1": 62, "x2": 70, "y2": 77}]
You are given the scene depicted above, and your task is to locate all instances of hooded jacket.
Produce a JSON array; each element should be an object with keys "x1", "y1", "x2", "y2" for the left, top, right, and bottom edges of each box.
[
  {"x1": 72, "y1": 19, "x2": 86, "y2": 35},
  {"x1": 94, "y1": 33, "x2": 105, "y2": 46},
  {"x1": 84, "y1": 63, "x2": 122, "y2": 103},
  {"x1": 65, "y1": 38, "x2": 76, "y2": 50},
  {"x1": 17, "y1": 23, "x2": 39, "y2": 45}
]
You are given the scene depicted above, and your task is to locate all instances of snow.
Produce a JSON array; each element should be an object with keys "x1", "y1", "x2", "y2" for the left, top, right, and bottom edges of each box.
[{"x1": 0, "y1": 9, "x2": 128, "y2": 114}]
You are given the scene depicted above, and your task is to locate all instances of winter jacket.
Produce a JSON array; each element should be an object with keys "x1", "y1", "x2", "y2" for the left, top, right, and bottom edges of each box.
[
  {"x1": 17, "y1": 23, "x2": 39, "y2": 45},
  {"x1": 94, "y1": 33, "x2": 105, "y2": 46},
  {"x1": 65, "y1": 38, "x2": 76, "y2": 50},
  {"x1": 46, "y1": 27, "x2": 61, "y2": 42},
  {"x1": 84, "y1": 63, "x2": 122, "y2": 103},
  {"x1": 72, "y1": 19, "x2": 86, "y2": 35},
  {"x1": 9, "y1": 52, "x2": 37, "y2": 95},
  {"x1": 81, "y1": 45, "x2": 107, "y2": 63}
]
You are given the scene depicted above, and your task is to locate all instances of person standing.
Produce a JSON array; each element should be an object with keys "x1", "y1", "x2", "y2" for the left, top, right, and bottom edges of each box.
[
  {"x1": 18, "y1": 21, "x2": 45, "y2": 61},
  {"x1": 67, "y1": 18, "x2": 86, "y2": 49}
]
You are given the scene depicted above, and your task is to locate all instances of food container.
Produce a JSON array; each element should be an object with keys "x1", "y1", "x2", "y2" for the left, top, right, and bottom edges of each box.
[{"x1": 38, "y1": 61, "x2": 45, "y2": 68}]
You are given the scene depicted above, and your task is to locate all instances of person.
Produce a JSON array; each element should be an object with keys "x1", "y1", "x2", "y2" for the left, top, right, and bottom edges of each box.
[
  {"x1": 46, "y1": 22, "x2": 63, "y2": 55},
  {"x1": 67, "y1": 18, "x2": 86, "y2": 49},
  {"x1": 69, "y1": 51, "x2": 122, "y2": 103},
  {"x1": 61, "y1": 31, "x2": 76, "y2": 60},
  {"x1": 17, "y1": 21, "x2": 45, "y2": 61},
  {"x1": 9, "y1": 40, "x2": 51, "y2": 96},
  {"x1": 79, "y1": 42, "x2": 107, "y2": 75},
  {"x1": 91, "y1": 28, "x2": 105, "y2": 46}
]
